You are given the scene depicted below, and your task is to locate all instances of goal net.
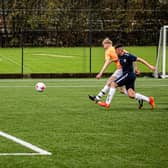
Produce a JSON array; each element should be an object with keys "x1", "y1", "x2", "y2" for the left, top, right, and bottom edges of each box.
[{"x1": 154, "y1": 25, "x2": 168, "y2": 78}]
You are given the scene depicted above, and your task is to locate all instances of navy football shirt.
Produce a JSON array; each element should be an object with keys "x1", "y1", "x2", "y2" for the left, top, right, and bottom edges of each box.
[{"x1": 119, "y1": 53, "x2": 137, "y2": 74}]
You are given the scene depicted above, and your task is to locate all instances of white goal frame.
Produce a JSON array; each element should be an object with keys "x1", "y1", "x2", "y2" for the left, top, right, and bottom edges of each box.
[{"x1": 154, "y1": 25, "x2": 168, "y2": 78}]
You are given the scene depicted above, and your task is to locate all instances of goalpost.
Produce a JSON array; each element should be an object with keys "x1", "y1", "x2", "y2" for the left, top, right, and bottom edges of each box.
[{"x1": 154, "y1": 25, "x2": 168, "y2": 78}]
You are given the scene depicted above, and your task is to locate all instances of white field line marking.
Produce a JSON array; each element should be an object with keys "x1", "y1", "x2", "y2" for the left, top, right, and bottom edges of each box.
[
  {"x1": 0, "y1": 55, "x2": 21, "y2": 67},
  {"x1": 32, "y1": 53, "x2": 74, "y2": 58},
  {"x1": 0, "y1": 153, "x2": 48, "y2": 156},
  {"x1": 0, "y1": 85, "x2": 100, "y2": 88},
  {"x1": 0, "y1": 85, "x2": 167, "y2": 88},
  {"x1": 0, "y1": 79, "x2": 106, "y2": 83},
  {"x1": 0, "y1": 78, "x2": 167, "y2": 82},
  {"x1": 0, "y1": 55, "x2": 32, "y2": 71},
  {"x1": 0, "y1": 131, "x2": 51, "y2": 156}
]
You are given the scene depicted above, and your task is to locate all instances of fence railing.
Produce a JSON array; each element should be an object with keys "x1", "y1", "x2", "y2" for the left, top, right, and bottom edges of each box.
[
  {"x1": 0, "y1": 9, "x2": 167, "y2": 76},
  {"x1": 0, "y1": 9, "x2": 167, "y2": 47}
]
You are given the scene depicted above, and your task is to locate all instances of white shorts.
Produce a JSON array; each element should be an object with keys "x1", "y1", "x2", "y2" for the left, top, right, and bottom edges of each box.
[{"x1": 111, "y1": 69, "x2": 123, "y2": 79}]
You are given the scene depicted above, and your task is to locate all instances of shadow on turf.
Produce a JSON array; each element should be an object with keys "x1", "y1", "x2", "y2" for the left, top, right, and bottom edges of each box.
[
  {"x1": 96, "y1": 106, "x2": 158, "y2": 112},
  {"x1": 97, "y1": 106, "x2": 168, "y2": 113}
]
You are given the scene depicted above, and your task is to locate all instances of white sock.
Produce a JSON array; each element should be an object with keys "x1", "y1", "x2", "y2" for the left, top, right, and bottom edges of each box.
[
  {"x1": 135, "y1": 93, "x2": 149, "y2": 102},
  {"x1": 106, "y1": 88, "x2": 116, "y2": 104},
  {"x1": 123, "y1": 88, "x2": 127, "y2": 95},
  {"x1": 96, "y1": 85, "x2": 109, "y2": 100}
]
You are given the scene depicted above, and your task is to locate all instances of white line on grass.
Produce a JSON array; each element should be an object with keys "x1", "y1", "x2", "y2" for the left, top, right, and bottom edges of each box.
[
  {"x1": 0, "y1": 55, "x2": 20, "y2": 67},
  {"x1": 0, "y1": 85, "x2": 100, "y2": 88},
  {"x1": 32, "y1": 53, "x2": 75, "y2": 58},
  {"x1": 0, "y1": 85, "x2": 167, "y2": 88},
  {"x1": 0, "y1": 153, "x2": 49, "y2": 156},
  {"x1": 0, "y1": 131, "x2": 51, "y2": 156},
  {"x1": 0, "y1": 55, "x2": 32, "y2": 71},
  {"x1": 0, "y1": 78, "x2": 167, "y2": 83}
]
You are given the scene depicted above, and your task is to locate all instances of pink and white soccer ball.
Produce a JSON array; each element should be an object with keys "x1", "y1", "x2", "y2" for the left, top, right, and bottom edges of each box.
[{"x1": 35, "y1": 82, "x2": 46, "y2": 92}]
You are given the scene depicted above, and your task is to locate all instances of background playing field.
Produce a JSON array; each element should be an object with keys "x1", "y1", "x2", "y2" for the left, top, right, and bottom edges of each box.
[
  {"x1": 0, "y1": 78, "x2": 167, "y2": 168},
  {"x1": 0, "y1": 46, "x2": 157, "y2": 73}
]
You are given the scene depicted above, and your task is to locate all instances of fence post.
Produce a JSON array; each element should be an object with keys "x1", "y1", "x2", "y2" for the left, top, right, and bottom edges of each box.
[
  {"x1": 21, "y1": 9, "x2": 24, "y2": 77},
  {"x1": 89, "y1": 8, "x2": 92, "y2": 74},
  {"x1": 21, "y1": 37, "x2": 24, "y2": 76}
]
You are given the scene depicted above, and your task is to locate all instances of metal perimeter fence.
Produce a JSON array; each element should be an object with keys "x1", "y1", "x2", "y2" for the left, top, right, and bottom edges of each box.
[{"x1": 0, "y1": 8, "x2": 167, "y2": 77}]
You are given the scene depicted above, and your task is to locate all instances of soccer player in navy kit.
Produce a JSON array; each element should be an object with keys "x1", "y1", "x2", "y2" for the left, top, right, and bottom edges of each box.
[{"x1": 98, "y1": 44, "x2": 156, "y2": 109}]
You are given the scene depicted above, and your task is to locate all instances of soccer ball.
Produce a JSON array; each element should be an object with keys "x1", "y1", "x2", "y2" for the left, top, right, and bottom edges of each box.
[{"x1": 35, "y1": 82, "x2": 46, "y2": 92}]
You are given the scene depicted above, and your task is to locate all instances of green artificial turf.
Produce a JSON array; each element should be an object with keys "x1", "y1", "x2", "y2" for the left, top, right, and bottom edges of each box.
[
  {"x1": 0, "y1": 78, "x2": 167, "y2": 168},
  {"x1": 0, "y1": 46, "x2": 158, "y2": 73}
]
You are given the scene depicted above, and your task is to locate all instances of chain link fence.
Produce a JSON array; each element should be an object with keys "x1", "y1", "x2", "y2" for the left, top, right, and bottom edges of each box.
[
  {"x1": 0, "y1": 9, "x2": 167, "y2": 75},
  {"x1": 1, "y1": 9, "x2": 167, "y2": 46}
]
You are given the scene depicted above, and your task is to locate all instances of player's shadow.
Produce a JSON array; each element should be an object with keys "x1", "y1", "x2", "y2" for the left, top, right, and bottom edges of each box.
[{"x1": 97, "y1": 106, "x2": 162, "y2": 112}]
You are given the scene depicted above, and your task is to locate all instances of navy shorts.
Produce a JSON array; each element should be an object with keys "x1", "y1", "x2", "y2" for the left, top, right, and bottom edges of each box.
[{"x1": 115, "y1": 73, "x2": 136, "y2": 90}]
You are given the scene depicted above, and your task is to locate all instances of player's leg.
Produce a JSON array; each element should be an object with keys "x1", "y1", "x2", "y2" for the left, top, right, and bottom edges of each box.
[
  {"x1": 123, "y1": 74, "x2": 143, "y2": 109},
  {"x1": 126, "y1": 88, "x2": 143, "y2": 109},
  {"x1": 118, "y1": 86, "x2": 127, "y2": 95},
  {"x1": 88, "y1": 78, "x2": 113, "y2": 103},
  {"x1": 95, "y1": 75, "x2": 116, "y2": 100},
  {"x1": 98, "y1": 73, "x2": 128, "y2": 108},
  {"x1": 126, "y1": 83, "x2": 155, "y2": 109},
  {"x1": 95, "y1": 69, "x2": 123, "y2": 100},
  {"x1": 89, "y1": 69, "x2": 122, "y2": 103},
  {"x1": 135, "y1": 93, "x2": 155, "y2": 109},
  {"x1": 117, "y1": 78, "x2": 144, "y2": 108},
  {"x1": 119, "y1": 81, "x2": 144, "y2": 109},
  {"x1": 98, "y1": 81, "x2": 118, "y2": 108}
]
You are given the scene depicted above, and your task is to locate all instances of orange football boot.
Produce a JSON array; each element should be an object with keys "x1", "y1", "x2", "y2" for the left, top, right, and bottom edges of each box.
[
  {"x1": 98, "y1": 102, "x2": 110, "y2": 108},
  {"x1": 149, "y1": 96, "x2": 156, "y2": 109}
]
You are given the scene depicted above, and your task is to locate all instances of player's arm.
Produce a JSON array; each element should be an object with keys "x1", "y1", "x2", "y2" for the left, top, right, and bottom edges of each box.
[
  {"x1": 124, "y1": 49, "x2": 128, "y2": 53},
  {"x1": 136, "y1": 57, "x2": 156, "y2": 71},
  {"x1": 133, "y1": 62, "x2": 140, "y2": 75},
  {"x1": 96, "y1": 58, "x2": 112, "y2": 79}
]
